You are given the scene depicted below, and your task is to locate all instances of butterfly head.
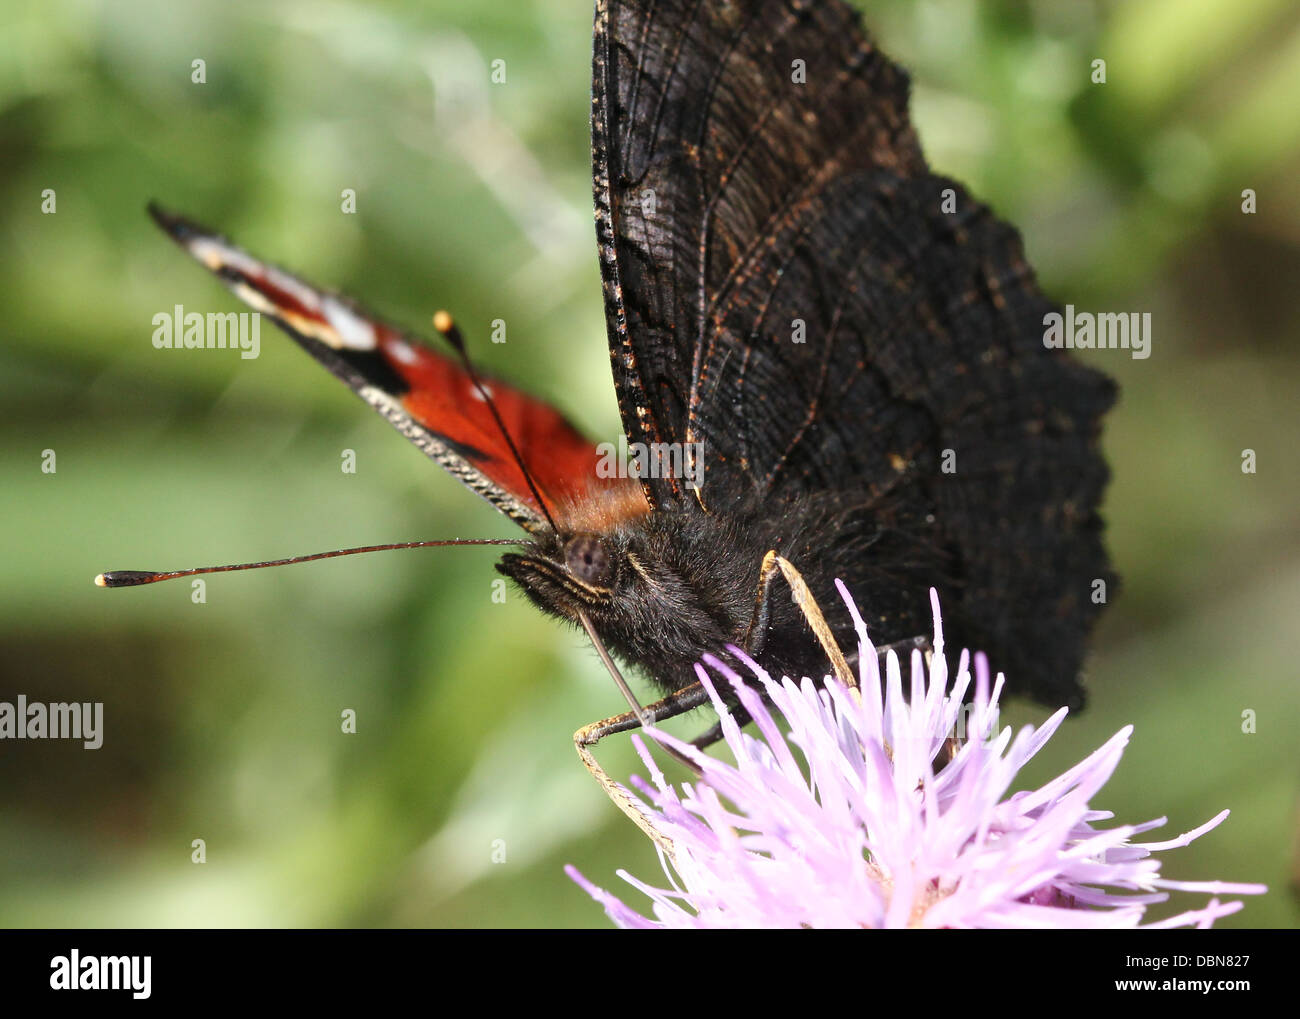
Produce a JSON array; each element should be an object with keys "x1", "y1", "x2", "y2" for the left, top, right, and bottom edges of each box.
[{"x1": 495, "y1": 510, "x2": 747, "y2": 698}]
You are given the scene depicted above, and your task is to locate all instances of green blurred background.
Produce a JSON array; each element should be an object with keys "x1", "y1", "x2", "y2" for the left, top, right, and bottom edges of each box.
[{"x1": 2, "y1": 0, "x2": 1297, "y2": 928}]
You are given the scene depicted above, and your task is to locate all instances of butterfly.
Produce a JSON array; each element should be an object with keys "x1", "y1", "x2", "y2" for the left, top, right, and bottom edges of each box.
[{"x1": 102, "y1": 0, "x2": 1115, "y2": 759}]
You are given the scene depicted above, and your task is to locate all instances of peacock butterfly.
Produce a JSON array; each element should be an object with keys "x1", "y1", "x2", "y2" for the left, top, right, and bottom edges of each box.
[{"x1": 100, "y1": 0, "x2": 1115, "y2": 747}]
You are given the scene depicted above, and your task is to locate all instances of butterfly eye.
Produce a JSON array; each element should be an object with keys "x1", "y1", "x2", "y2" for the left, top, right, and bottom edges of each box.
[{"x1": 565, "y1": 534, "x2": 613, "y2": 588}]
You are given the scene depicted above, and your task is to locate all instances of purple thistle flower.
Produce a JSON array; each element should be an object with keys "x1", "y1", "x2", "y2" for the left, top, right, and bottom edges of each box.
[{"x1": 568, "y1": 584, "x2": 1265, "y2": 928}]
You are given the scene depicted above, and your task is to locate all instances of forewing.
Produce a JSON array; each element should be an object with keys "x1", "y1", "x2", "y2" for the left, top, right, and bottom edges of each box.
[
  {"x1": 149, "y1": 204, "x2": 603, "y2": 532},
  {"x1": 592, "y1": 0, "x2": 928, "y2": 507},
  {"x1": 592, "y1": 0, "x2": 1111, "y2": 499}
]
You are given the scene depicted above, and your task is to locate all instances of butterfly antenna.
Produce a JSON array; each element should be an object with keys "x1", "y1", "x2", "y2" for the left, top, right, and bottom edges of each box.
[
  {"x1": 432, "y1": 310, "x2": 561, "y2": 534},
  {"x1": 94, "y1": 538, "x2": 523, "y2": 588}
]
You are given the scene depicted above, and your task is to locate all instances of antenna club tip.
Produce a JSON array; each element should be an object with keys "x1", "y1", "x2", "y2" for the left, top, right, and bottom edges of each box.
[
  {"x1": 95, "y1": 570, "x2": 160, "y2": 588},
  {"x1": 432, "y1": 309, "x2": 454, "y2": 334}
]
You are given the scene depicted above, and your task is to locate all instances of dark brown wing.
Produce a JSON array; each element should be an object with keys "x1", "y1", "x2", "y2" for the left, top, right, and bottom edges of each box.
[
  {"x1": 591, "y1": 0, "x2": 1115, "y2": 706},
  {"x1": 592, "y1": 0, "x2": 1113, "y2": 497},
  {"x1": 592, "y1": 0, "x2": 930, "y2": 509}
]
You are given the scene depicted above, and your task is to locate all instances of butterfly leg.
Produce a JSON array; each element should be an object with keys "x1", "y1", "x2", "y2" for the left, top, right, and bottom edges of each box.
[
  {"x1": 573, "y1": 728, "x2": 675, "y2": 856},
  {"x1": 572, "y1": 683, "x2": 715, "y2": 856},
  {"x1": 745, "y1": 550, "x2": 855, "y2": 687},
  {"x1": 575, "y1": 552, "x2": 858, "y2": 831},
  {"x1": 577, "y1": 551, "x2": 852, "y2": 750},
  {"x1": 574, "y1": 682, "x2": 715, "y2": 747},
  {"x1": 684, "y1": 551, "x2": 854, "y2": 752}
]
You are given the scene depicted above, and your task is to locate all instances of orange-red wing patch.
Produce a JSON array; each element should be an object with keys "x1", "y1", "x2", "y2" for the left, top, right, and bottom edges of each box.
[
  {"x1": 375, "y1": 322, "x2": 619, "y2": 523},
  {"x1": 149, "y1": 203, "x2": 644, "y2": 532}
]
